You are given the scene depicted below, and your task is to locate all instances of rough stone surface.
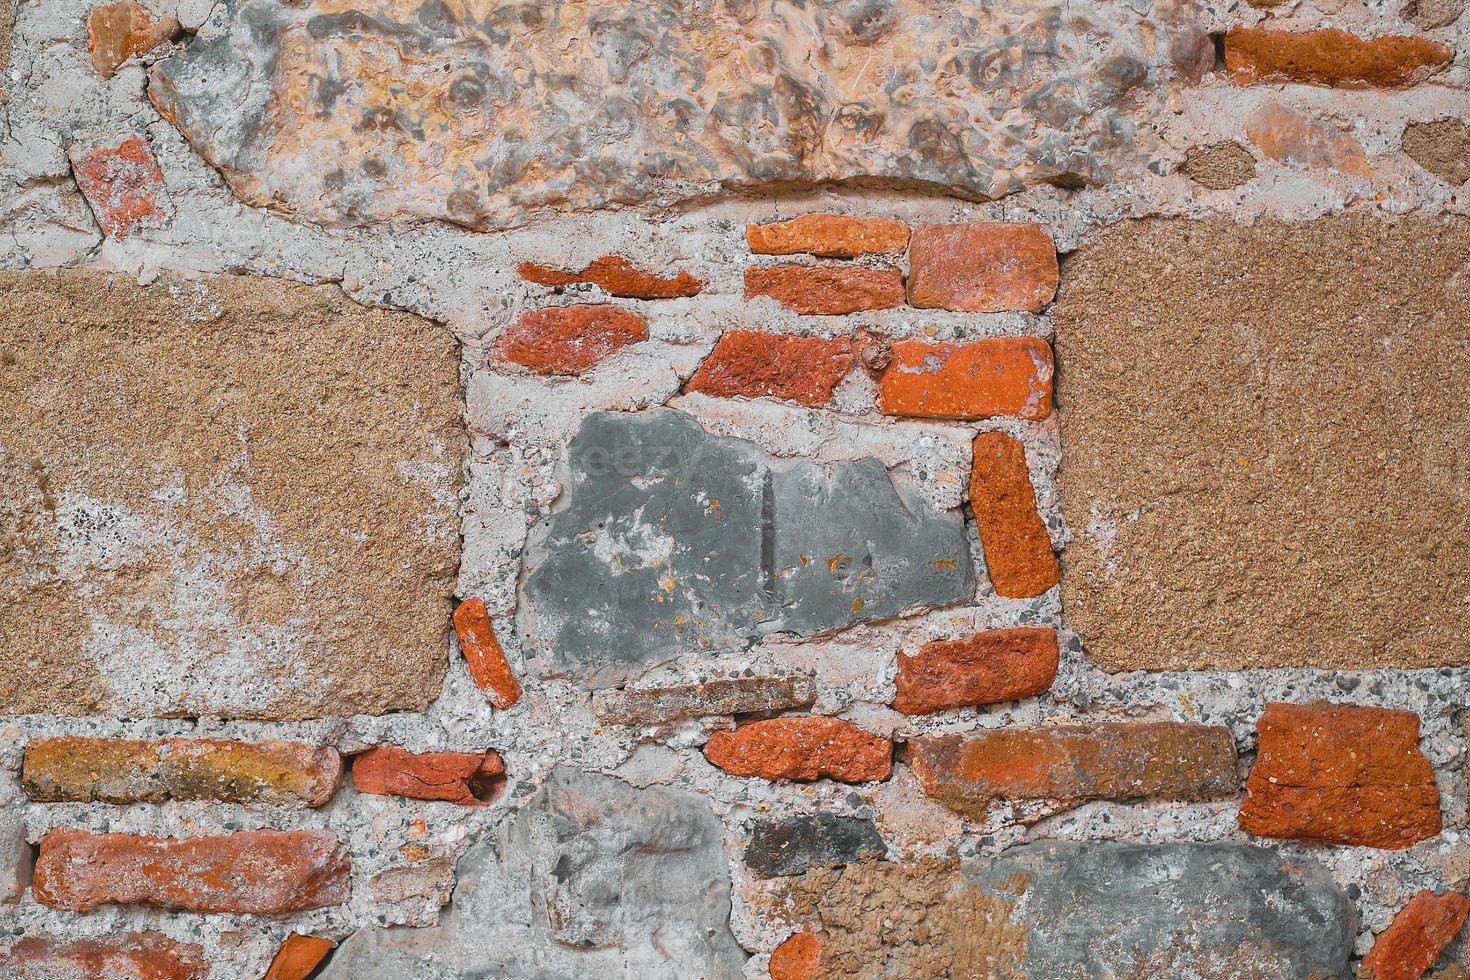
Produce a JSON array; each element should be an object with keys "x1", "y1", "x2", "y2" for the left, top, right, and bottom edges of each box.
[
  {"x1": 1404, "y1": 0, "x2": 1467, "y2": 28},
  {"x1": 970, "y1": 432, "x2": 1059, "y2": 598},
  {"x1": 747, "y1": 214, "x2": 909, "y2": 258},
  {"x1": 878, "y1": 337, "x2": 1053, "y2": 421},
  {"x1": 1239, "y1": 702, "x2": 1441, "y2": 849},
  {"x1": 521, "y1": 409, "x2": 969, "y2": 686},
  {"x1": 1179, "y1": 141, "x2": 1257, "y2": 189},
  {"x1": 593, "y1": 675, "x2": 816, "y2": 726},
  {"x1": 892, "y1": 626, "x2": 1059, "y2": 715},
  {"x1": 351, "y1": 746, "x2": 504, "y2": 805},
  {"x1": 744, "y1": 265, "x2": 904, "y2": 315},
  {"x1": 264, "y1": 934, "x2": 334, "y2": 980},
  {"x1": 0, "y1": 771, "x2": 28, "y2": 904},
  {"x1": 319, "y1": 769, "x2": 747, "y2": 978},
  {"x1": 685, "y1": 331, "x2": 855, "y2": 407},
  {"x1": 745, "y1": 813, "x2": 885, "y2": 878},
  {"x1": 491, "y1": 304, "x2": 648, "y2": 375},
  {"x1": 518, "y1": 255, "x2": 703, "y2": 299},
  {"x1": 0, "y1": 270, "x2": 463, "y2": 718},
  {"x1": 1403, "y1": 119, "x2": 1470, "y2": 185},
  {"x1": 21, "y1": 736, "x2": 341, "y2": 807},
  {"x1": 1363, "y1": 891, "x2": 1470, "y2": 980},
  {"x1": 1225, "y1": 27, "x2": 1453, "y2": 88},
  {"x1": 910, "y1": 723, "x2": 1238, "y2": 819},
  {"x1": 33, "y1": 828, "x2": 352, "y2": 914},
  {"x1": 769, "y1": 932, "x2": 823, "y2": 980},
  {"x1": 87, "y1": 0, "x2": 178, "y2": 78},
  {"x1": 705, "y1": 717, "x2": 892, "y2": 783},
  {"x1": 150, "y1": 0, "x2": 1211, "y2": 230},
  {"x1": 1057, "y1": 217, "x2": 1470, "y2": 670},
  {"x1": 69, "y1": 135, "x2": 170, "y2": 238},
  {"x1": 906, "y1": 223, "x2": 1059, "y2": 313},
  {"x1": 452, "y1": 597, "x2": 522, "y2": 709},
  {"x1": 0, "y1": 932, "x2": 209, "y2": 980}
]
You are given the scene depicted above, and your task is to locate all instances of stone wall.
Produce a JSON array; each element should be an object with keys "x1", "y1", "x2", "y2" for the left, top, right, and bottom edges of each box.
[{"x1": 0, "y1": 0, "x2": 1468, "y2": 977}]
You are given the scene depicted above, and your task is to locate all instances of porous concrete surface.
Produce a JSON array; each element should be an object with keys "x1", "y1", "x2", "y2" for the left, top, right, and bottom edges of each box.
[{"x1": 0, "y1": 0, "x2": 1466, "y2": 974}]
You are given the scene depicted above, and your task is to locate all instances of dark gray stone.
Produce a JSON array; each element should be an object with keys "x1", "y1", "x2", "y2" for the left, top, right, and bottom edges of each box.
[
  {"x1": 320, "y1": 769, "x2": 747, "y2": 979},
  {"x1": 745, "y1": 813, "x2": 885, "y2": 879},
  {"x1": 521, "y1": 409, "x2": 969, "y2": 686}
]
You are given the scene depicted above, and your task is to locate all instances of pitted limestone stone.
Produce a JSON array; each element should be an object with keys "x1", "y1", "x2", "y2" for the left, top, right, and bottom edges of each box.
[
  {"x1": 521, "y1": 409, "x2": 969, "y2": 686},
  {"x1": 320, "y1": 768, "x2": 747, "y2": 978},
  {"x1": 149, "y1": 0, "x2": 1211, "y2": 230}
]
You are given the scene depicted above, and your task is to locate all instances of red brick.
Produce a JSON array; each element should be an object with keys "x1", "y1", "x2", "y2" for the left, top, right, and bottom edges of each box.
[
  {"x1": 910, "y1": 723, "x2": 1238, "y2": 819},
  {"x1": 1239, "y1": 702, "x2": 1441, "y2": 849},
  {"x1": 1225, "y1": 27, "x2": 1453, "y2": 88},
  {"x1": 264, "y1": 933, "x2": 334, "y2": 980},
  {"x1": 892, "y1": 626, "x2": 1058, "y2": 715},
  {"x1": 21, "y1": 735, "x2": 341, "y2": 807},
  {"x1": 518, "y1": 254, "x2": 703, "y2": 299},
  {"x1": 491, "y1": 304, "x2": 647, "y2": 375},
  {"x1": 747, "y1": 214, "x2": 909, "y2": 258},
  {"x1": 87, "y1": 0, "x2": 178, "y2": 77},
  {"x1": 1362, "y1": 890, "x2": 1470, "y2": 980},
  {"x1": 744, "y1": 265, "x2": 904, "y2": 315},
  {"x1": 0, "y1": 932, "x2": 208, "y2": 980},
  {"x1": 685, "y1": 331, "x2": 855, "y2": 407},
  {"x1": 453, "y1": 597, "x2": 522, "y2": 709},
  {"x1": 770, "y1": 931, "x2": 824, "y2": 980},
  {"x1": 906, "y1": 223, "x2": 1058, "y2": 313},
  {"x1": 970, "y1": 431, "x2": 1059, "y2": 598},
  {"x1": 71, "y1": 135, "x2": 170, "y2": 239},
  {"x1": 878, "y1": 336, "x2": 1053, "y2": 421},
  {"x1": 352, "y1": 745, "x2": 505, "y2": 805},
  {"x1": 704, "y1": 717, "x2": 891, "y2": 783},
  {"x1": 32, "y1": 828, "x2": 350, "y2": 913}
]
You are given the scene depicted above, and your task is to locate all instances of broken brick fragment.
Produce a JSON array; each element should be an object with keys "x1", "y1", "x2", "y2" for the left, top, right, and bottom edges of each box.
[
  {"x1": 878, "y1": 336, "x2": 1053, "y2": 421},
  {"x1": 0, "y1": 932, "x2": 207, "y2": 980},
  {"x1": 892, "y1": 626, "x2": 1059, "y2": 714},
  {"x1": 685, "y1": 331, "x2": 855, "y2": 407},
  {"x1": 1225, "y1": 27, "x2": 1452, "y2": 88},
  {"x1": 87, "y1": 0, "x2": 179, "y2": 78},
  {"x1": 769, "y1": 931, "x2": 824, "y2": 980},
  {"x1": 704, "y1": 717, "x2": 891, "y2": 783},
  {"x1": 969, "y1": 431, "x2": 1060, "y2": 598},
  {"x1": 1361, "y1": 890, "x2": 1470, "y2": 980},
  {"x1": 70, "y1": 134, "x2": 170, "y2": 239},
  {"x1": 353, "y1": 745, "x2": 505, "y2": 805},
  {"x1": 264, "y1": 933, "x2": 334, "y2": 980},
  {"x1": 453, "y1": 597, "x2": 522, "y2": 709},
  {"x1": 518, "y1": 254, "x2": 703, "y2": 299},
  {"x1": 492, "y1": 304, "x2": 647, "y2": 375},
  {"x1": 746, "y1": 214, "x2": 909, "y2": 258},
  {"x1": 744, "y1": 265, "x2": 905, "y2": 315}
]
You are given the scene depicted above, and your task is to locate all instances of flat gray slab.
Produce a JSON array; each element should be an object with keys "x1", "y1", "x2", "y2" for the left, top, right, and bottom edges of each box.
[{"x1": 520, "y1": 409, "x2": 970, "y2": 686}]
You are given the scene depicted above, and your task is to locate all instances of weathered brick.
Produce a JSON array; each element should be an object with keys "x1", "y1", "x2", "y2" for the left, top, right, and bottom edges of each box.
[
  {"x1": 33, "y1": 828, "x2": 351, "y2": 913},
  {"x1": 906, "y1": 223, "x2": 1058, "y2": 313},
  {"x1": 745, "y1": 813, "x2": 885, "y2": 878},
  {"x1": 1225, "y1": 27, "x2": 1453, "y2": 88},
  {"x1": 877, "y1": 337, "x2": 1053, "y2": 420},
  {"x1": 1239, "y1": 702, "x2": 1441, "y2": 849},
  {"x1": 70, "y1": 135, "x2": 170, "y2": 238},
  {"x1": 685, "y1": 331, "x2": 854, "y2": 407},
  {"x1": 0, "y1": 932, "x2": 208, "y2": 980},
  {"x1": 518, "y1": 255, "x2": 703, "y2": 299},
  {"x1": 744, "y1": 266, "x2": 904, "y2": 315},
  {"x1": 21, "y1": 736, "x2": 341, "y2": 807},
  {"x1": 910, "y1": 723, "x2": 1238, "y2": 819},
  {"x1": 704, "y1": 717, "x2": 891, "y2": 783},
  {"x1": 770, "y1": 932, "x2": 824, "y2": 980},
  {"x1": 1362, "y1": 890, "x2": 1470, "y2": 980},
  {"x1": 87, "y1": 0, "x2": 178, "y2": 77},
  {"x1": 592, "y1": 675, "x2": 816, "y2": 726},
  {"x1": 1247, "y1": 102, "x2": 1371, "y2": 177},
  {"x1": 746, "y1": 214, "x2": 909, "y2": 258},
  {"x1": 491, "y1": 304, "x2": 647, "y2": 375},
  {"x1": 264, "y1": 933, "x2": 335, "y2": 980},
  {"x1": 892, "y1": 626, "x2": 1058, "y2": 715},
  {"x1": 969, "y1": 432, "x2": 1059, "y2": 598},
  {"x1": 353, "y1": 746, "x2": 504, "y2": 805},
  {"x1": 452, "y1": 597, "x2": 522, "y2": 709}
]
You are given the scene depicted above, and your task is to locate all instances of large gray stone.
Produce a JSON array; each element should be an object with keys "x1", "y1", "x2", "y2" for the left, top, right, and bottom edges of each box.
[
  {"x1": 520, "y1": 409, "x2": 969, "y2": 686},
  {"x1": 322, "y1": 769, "x2": 747, "y2": 979},
  {"x1": 149, "y1": 0, "x2": 1211, "y2": 230}
]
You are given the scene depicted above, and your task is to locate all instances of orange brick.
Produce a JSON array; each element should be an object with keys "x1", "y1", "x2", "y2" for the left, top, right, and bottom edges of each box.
[
  {"x1": 1362, "y1": 890, "x2": 1470, "y2": 980},
  {"x1": 453, "y1": 597, "x2": 522, "y2": 709},
  {"x1": 878, "y1": 336, "x2": 1053, "y2": 421},
  {"x1": 492, "y1": 305, "x2": 647, "y2": 375},
  {"x1": 1239, "y1": 702, "x2": 1441, "y2": 849},
  {"x1": 907, "y1": 223, "x2": 1058, "y2": 313},
  {"x1": 518, "y1": 255, "x2": 703, "y2": 299},
  {"x1": 685, "y1": 331, "x2": 854, "y2": 406},
  {"x1": 704, "y1": 717, "x2": 891, "y2": 783},
  {"x1": 969, "y1": 431, "x2": 1059, "y2": 598},
  {"x1": 769, "y1": 931, "x2": 824, "y2": 980},
  {"x1": 71, "y1": 135, "x2": 170, "y2": 239},
  {"x1": 892, "y1": 626, "x2": 1058, "y2": 715},
  {"x1": 33, "y1": 828, "x2": 350, "y2": 913},
  {"x1": 747, "y1": 214, "x2": 909, "y2": 258},
  {"x1": 0, "y1": 932, "x2": 207, "y2": 980},
  {"x1": 86, "y1": 0, "x2": 178, "y2": 78},
  {"x1": 264, "y1": 933, "x2": 334, "y2": 980},
  {"x1": 1225, "y1": 27, "x2": 1452, "y2": 88},
  {"x1": 744, "y1": 265, "x2": 904, "y2": 315},
  {"x1": 352, "y1": 746, "x2": 504, "y2": 805}
]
